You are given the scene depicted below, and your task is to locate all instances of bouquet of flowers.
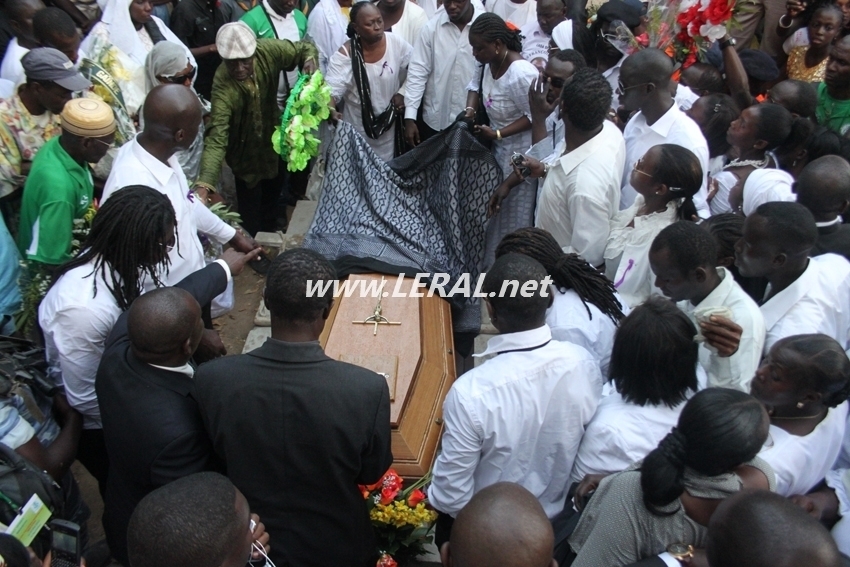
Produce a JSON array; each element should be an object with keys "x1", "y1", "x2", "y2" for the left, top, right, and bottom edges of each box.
[
  {"x1": 675, "y1": 0, "x2": 736, "y2": 66},
  {"x1": 359, "y1": 469, "x2": 438, "y2": 567},
  {"x1": 272, "y1": 71, "x2": 332, "y2": 172}
]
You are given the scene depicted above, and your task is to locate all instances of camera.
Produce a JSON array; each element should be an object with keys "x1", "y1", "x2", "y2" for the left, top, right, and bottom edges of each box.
[{"x1": 511, "y1": 153, "x2": 531, "y2": 178}]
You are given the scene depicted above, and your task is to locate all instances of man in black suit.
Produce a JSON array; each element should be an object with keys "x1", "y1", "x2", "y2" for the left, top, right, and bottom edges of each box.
[
  {"x1": 794, "y1": 156, "x2": 850, "y2": 262},
  {"x1": 96, "y1": 247, "x2": 261, "y2": 566},
  {"x1": 194, "y1": 248, "x2": 393, "y2": 567}
]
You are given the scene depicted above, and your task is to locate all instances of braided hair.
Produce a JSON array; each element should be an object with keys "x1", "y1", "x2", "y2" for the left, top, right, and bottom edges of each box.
[
  {"x1": 495, "y1": 227, "x2": 624, "y2": 323},
  {"x1": 346, "y1": 1, "x2": 377, "y2": 39},
  {"x1": 469, "y1": 12, "x2": 523, "y2": 53},
  {"x1": 640, "y1": 389, "x2": 768, "y2": 516},
  {"x1": 50, "y1": 186, "x2": 176, "y2": 311}
]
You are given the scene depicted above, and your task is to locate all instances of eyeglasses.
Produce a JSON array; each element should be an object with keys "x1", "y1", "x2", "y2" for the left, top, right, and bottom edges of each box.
[
  {"x1": 89, "y1": 137, "x2": 115, "y2": 149},
  {"x1": 161, "y1": 67, "x2": 196, "y2": 84},
  {"x1": 542, "y1": 73, "x2": 567, "y2": 89},
  {"x1": 616, "y1": 80, "x2": 652, "y2": 95},
  {"x1": 632, "y1": 159, "x2": 653, "y2": 178}
]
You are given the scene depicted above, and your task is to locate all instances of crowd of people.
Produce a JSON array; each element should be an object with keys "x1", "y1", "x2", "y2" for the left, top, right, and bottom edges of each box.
[{"x1": 1, "y1": 0, "x2": 850, "y2": 564}]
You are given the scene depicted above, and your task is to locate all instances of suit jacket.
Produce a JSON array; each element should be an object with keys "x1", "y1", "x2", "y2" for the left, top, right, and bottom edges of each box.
[
  {"x1": 193, "y1": 339, "x2": 393, "y2": 567},
  {"x1": 95, "y1": 262, "x2": 228, "y2": 565}
]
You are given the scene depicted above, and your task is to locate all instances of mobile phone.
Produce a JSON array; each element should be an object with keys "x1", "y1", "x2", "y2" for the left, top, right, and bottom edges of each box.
[
  {"x1": 511, "y1": 153, "x2": 531, "y2": 178},
  {"x1": 49, "y1": 520, "x2": 81, "y2": 567}
]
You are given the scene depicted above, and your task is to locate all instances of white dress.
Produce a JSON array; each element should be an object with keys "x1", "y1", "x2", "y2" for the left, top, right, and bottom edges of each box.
[
  {"x1": 326, "y1": 33, "x2": 413, "y2": 162},
  {"x1": 604, "y1": 196, "x2": 680, "y2": 308},
  {"x1": 470, "y1": 59, "x2": 539, "y2": 267}
]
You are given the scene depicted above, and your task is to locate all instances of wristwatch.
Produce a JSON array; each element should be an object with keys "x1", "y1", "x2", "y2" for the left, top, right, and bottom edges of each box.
[
  {"x1": 667, "y1": 543, "x2": 694, "y2": 562},
  {"x1": 719, "y1": 37, "x2": 737, "y2": 50}
]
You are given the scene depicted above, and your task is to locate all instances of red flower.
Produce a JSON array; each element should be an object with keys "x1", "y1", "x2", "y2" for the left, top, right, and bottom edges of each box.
[
  {"x1": 382, "y1": 469, "x2": 403, "y2": 492},
  {"x1": 705, "y1": 0, "x2": 734, "y2": 24},
  {"x1": 407, "y1": 489, "x2": 426, "y2": 507},
  {"x1": 380, "y1": 487, "x2": 400, "y2": 505},
  {"x1": 377, "y1": 554, "x2": 398, "y2": 567},
  {"x1": 505, "y1": 21, "x2": 520, "y2": 31},
  {"x1": 635, "y1": 32, "x2": 649, "y2": 47}
]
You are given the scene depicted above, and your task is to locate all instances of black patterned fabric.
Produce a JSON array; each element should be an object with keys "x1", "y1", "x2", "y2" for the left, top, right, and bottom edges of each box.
[{"x1": 303, "y1": 121, "x2": 503, "y2": 334}]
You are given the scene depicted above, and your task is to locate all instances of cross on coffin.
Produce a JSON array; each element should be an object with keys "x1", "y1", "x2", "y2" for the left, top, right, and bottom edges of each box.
[{"x1": 351, "y1": 277, "x2": 401, "y2": 336}]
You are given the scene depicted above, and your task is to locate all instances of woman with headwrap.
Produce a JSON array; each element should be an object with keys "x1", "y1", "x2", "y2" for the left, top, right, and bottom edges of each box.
[
  {"x1": 82, "y1": 0, "x2": 195, "y2": 67},
  {"x1": 143, "y1": 41, "x2": 208, "y2": 183},
  {"x1": 325, "y1": 1, "x2": 412, "y2": 162}
]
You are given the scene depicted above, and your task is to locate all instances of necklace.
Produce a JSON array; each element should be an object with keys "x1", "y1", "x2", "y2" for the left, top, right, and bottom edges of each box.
[
  {"x1": 722, "y1": 156, "x2": 770, "y2": 170},
  {"x1": 770, "y1": 411, "x2": 825, "y2": 421}
]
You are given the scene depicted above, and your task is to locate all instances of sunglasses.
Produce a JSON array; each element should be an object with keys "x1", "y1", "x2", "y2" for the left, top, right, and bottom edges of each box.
[
  {"x1": 542, "y1": 73, "x2": 567, "y2": 89},
  {"x1": 632, "y1": 158, "x2": 653, "y2": 178},
  {"x1": 161, "y1": 67, "x2": 197, "y2": 84},
  {"x1": 616, "y1": 80, "x2": 652, "y2": 95}
]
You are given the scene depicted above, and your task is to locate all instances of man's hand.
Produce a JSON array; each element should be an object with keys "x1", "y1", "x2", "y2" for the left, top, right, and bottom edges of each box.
[
  {"x1": 251, "y1": 513, "x2": 271, "y2": 557},
  {"x1": 194, "y1": 329, "x2": 227, "y2": 362},
  {"x1": 528, "y1": 75, "x2": 557, "y2": 120},
  {"x1": 404, "y1": 119, "x2": 420, "y2": 147},
  {"x1": 229, "y1": 230, "x2": 261, "y2": 254},
  {"x1": 699, "y1": 316, "x2": 742, "y2": 357},
  {"x1": 573, "y1": 474, "x2": 608, "y2": 511},
  {"x1": 220, "y1": 248, "x2": 262, "y2": 277},
  {"x1": 52, "y1": 392, "x2": 81, "y2": 428},
  {"x1": 785, "y1": 0, "x2": 806, "y2": 18},
  {"x1": 488, "y1": 183, "x2": 512, "y2": 217},
  {"x1": 302, "y1": 58, "x2": 318, "y2": 75},
  {"x1": 514, "y1": 155, "x2": 545, "y2": 179}
]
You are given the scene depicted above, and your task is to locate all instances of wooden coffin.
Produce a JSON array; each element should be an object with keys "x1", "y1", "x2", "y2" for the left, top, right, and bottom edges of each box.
[{"x1": 319, "y1": 273, "x2": 456, "y2": 478}]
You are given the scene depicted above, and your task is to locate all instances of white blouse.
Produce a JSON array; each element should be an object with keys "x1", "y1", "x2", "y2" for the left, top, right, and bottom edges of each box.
[
  {"x1": 604, "y1": 195, "x2": 680, "y2": 309},
  {"x1": 760, "y1": 402, "x2": 849, "y2": 496},
  {"x1": 326, "y1": 33, "x2": 412, "y2": 162}
]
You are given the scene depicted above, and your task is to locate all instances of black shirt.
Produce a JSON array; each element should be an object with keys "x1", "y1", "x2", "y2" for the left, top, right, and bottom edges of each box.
[
  {"x1": 813, "y1": 222, "x2": 850, "y2": 263},
  {"x1": 170, "y1": 0, "x2": 232, "y2": 99}
]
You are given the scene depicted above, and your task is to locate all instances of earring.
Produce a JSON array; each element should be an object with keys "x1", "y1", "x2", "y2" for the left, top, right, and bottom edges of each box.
[{"x1": 796, "y1": 401, "x2": 805, "y2": 409}]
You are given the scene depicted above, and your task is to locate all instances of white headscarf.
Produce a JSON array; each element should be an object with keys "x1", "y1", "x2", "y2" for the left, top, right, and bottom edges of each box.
[
  {"x1": 551, "y1": 19, "x2": 573, "y2": 50},
  {"x1": 742, "y1": 168, "x2": 796, "y2": 216},
  {"x1": 145, "y1": 41, "x2": 191, "y2": 92}
]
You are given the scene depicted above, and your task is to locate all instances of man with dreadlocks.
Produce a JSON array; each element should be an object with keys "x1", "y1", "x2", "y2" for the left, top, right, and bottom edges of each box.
[
  {"x1": 429, "y1": 252, "x2": 602, "y2": 546},
  {"x1": 39, "y1": 186, "x2": 177, "y2": 494},
  {"x1": 496, "y1": 227, "x2": 627, "y2": 377}
]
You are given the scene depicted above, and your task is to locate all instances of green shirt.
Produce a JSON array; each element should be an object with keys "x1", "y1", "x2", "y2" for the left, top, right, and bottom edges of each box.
[
  {"x1": 17, "y1": 136, "x2": 93, "y2": 265},
  {"x1": 197, "y1": 38, "x2": 319, "y2": 189},
  {"x1": 240, "y1": 4, "x2": 307, "y2": 40},
  {"x1": 817, "y1": 83, "x2": 850, "y2": 136}
]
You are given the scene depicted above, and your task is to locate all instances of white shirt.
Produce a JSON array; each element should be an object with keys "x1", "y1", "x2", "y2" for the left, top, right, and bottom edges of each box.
[
  {"x1": 621, "y1": 103, "x2": 711, "y2": 218},
  {"x1": 39, "y1": 261, "x2": 122, "y2": 429},
  {"x1": 102, "y1": 138, "x2": 236, "y2": 289},
  {"x1": 429, "y1": 325, "x2": 603, "y2": 518},
  {"x1": 761, "y1": 254, "x2": 850, "y2": 353},
  {"x1": 260, "y1": 0, "x2": 302, "y2": 106},
  {"x1": 535, "y1": 120, "x2": 625, "y2": 268},
  {"x1": 387, "y1": 0, "x2": 428, "y2": 47},
  {"x1": 760, "y1": 402, "x2": 849, "y2": 496},
  {"x1": 307, "y1": 0, "x2": 349, "y2": 72},
  {"x1": 415, "y1": 0, "x2": 485, "y2": 20},
  {"x1": 0, "y1": 39, "x2": 28, "y2": 86},
  {"x1": 485, "y1": 0, "x2": 537, "y2": 27},
  {"x1": 601, "y1": 55, "x2": 625, "y2": 110},
  {"x1": 571, "y1": 391, "x2": 691, "y2": 484},
  {"x1": 404, "y1": 8, "x2": 483, "y2": 131},
  {"x1": 604, "y1": 196, "x2": 677, "y2": 309},
  {"x1": 742, "y1": 168, "x2": 796, "y2": 216},
  {"x1": 676, "y1": 267, "x2": 765, "y2": 391},
  {"x1": 546, "y1": 286, "x2": 630, "y2": 378},
  {"x1": 520, "y1": 19, "x2": 550, "y2": 63}
]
